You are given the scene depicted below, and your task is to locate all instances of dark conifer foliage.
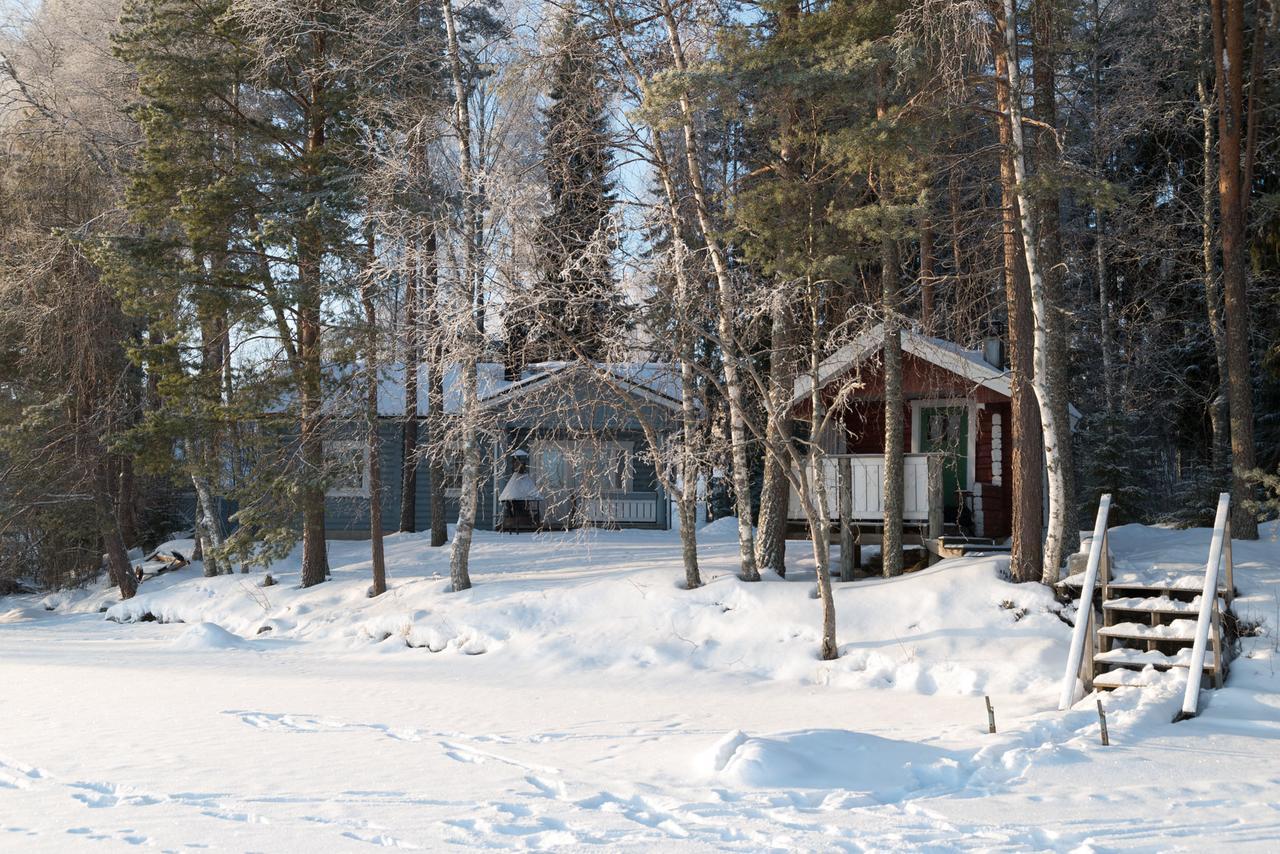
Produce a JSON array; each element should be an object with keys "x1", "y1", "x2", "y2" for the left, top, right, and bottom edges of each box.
[{"x1": 515, "y1": 4, "x2": 618, "y2": 368}]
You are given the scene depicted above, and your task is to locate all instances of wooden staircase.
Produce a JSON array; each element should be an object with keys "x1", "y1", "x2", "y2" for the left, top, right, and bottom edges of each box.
[
  {"x1": 1058, "y1": 494, "x2": 1236, "y2": 715},
  {"x1": 1090, "y1": 581, "x2": 1231, "y2": 692}
]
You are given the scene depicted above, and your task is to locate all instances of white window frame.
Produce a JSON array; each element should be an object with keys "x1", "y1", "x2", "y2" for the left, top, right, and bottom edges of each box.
[
  {"x1": 326, "y1": 439, "x2": 371, "y2": 498},
  {"x1": 440, "y1": 442, "x2": 465, "y2": 498},
  {"x1": 908, "y1": 398, "x2": 977, "y2": 491}
]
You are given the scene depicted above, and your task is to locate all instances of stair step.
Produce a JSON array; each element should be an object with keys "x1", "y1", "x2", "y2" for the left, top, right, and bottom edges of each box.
[
  {"x1": 1094, "y1": 669, "x2": 1180, "y2": 690},
  {"x1": 1103, "y1": 596, "x2": 1223, "y2": 616},
  {"x1": 1094, "y1": 647, "x2": 1218, "y2": 671},
  {"x1": 1063, "y1": 570, "x2": 1227, "y2": 594},
  {"x1": 1098, "y1": 619, "x2": 1199, "y2": 643}
]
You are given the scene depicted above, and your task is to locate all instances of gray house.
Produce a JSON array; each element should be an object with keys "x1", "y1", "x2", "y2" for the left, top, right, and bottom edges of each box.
[{"x1": 322, "y1": 362, "x2": 682, "y2": 537}]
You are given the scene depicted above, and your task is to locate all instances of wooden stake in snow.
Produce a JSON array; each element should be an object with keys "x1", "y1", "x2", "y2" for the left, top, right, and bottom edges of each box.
[
  {"x1": 985, "y1": 696, "x2": 996, "y2": 734},
  {"x1": 1096, "y1": 699, "x2": 1109, "y2": 746}
]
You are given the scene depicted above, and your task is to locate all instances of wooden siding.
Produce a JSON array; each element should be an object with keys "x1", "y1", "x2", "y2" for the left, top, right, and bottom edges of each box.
[
  {"x1": 842, "y1": 402, "x2": 912, "y2": 454},
  {"x1": 325, "y1": 421, "x2": 497, "y2": 537}
]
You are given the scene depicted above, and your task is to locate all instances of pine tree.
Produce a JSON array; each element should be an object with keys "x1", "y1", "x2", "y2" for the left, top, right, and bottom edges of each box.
[{"x1": 113, "y1": 0, "x2": 374, "y2": 585}]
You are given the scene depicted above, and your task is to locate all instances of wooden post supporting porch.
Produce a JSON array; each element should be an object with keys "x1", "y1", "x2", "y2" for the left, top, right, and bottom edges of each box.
[
  {"x1": 926, "y1": 454, "x2": 943, "y2": 566},
  {"x1": 838, "y1": 456, "x2": 857, "y2": 580}
]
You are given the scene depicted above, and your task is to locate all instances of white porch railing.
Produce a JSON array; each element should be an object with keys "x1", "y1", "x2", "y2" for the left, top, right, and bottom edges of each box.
[
  {"x1": 1058, "y1": 494, "x2": 1112, "y2": 710},
  {"x1": 787, "y1": 453, "x2": 934, "y2": 522},
  {"x1": 1175, "y1": 492, "x2": 1233, "y2": 722},
  {"x1": 580, "y1": 494, "x2": 659, "y2": 525}
]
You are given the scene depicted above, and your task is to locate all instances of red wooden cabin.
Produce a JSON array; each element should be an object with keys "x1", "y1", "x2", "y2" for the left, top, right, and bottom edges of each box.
[{"x1": 789, "y1": 326, "x2": 1024, "y2": 541}]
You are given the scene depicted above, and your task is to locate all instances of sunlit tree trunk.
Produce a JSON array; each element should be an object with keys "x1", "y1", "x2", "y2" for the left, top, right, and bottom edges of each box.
[
  {"x1": 659, "y1": 0, "x2": 758, "y2": 581},
  {"x1": 1000, "y1": 0, "x2": 1069, "y2": 583},
  {"x1": 995, "y1": 32, "x2": 1044, "y2": 584}
]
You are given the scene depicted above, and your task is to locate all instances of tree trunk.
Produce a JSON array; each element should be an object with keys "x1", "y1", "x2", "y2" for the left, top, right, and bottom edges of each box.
[
  {"x1": 297, "y1": 44, "x2": 330, "y2": 588},
  {"x1": 117, "y1": 456, "x2": 139, "y2": 549},
  {"x1": 1031, "y1": 0, "x2": 1078, "y2": 557},
  {"x1": 400, "y1": 244, "x2": 419, "y2": 533},
  {"x1": 189, "y1": 466, "x2": 225, "y2": 577},
  {"x1": 429, "y1": 361, "x2": 448, "y2": 547},
  {"x1": 443, "y1": 0, "x2": 477, "y2": 589},
  {"x1": 660, "y1": 0, "x2": 758, "y2": 581},
  {"x1": 1000, "y1": 0, "x2": 1070, "y2": 583},
  {"x1": 676, "y1": 288, "x2": 703, "y2": 589},
  {"x1": 95, "y1": 462, "x2": 137, "y2": 600},
  {"x1": 882, "y1": 237, "x2": 904, "y2": 578},
  {"x1": 807, "y1": 294, "x2": 838, "y2": 659},
  {"x1": 191, "y1": 506, "x2": 204, "y2": 563},
  {"x1": 920, "y1": 218, "x2": 936, "y2": 335},
  {"x1": 995, "y1": 36, "x2": 1044, "y2": 584},
  {"x1": 1091, "y1": 0, "x2": 1117, "y2": 412},
  {"x1": 1199, "y1": 69, "x2": 1229, "y2": 470},
  {"x1": 756, "y1": 290, "x2": 795, "y2": 575},
  {"x1": 1208, "y1": 0, "x2": 1260, "y2": 539},
  {"x1": 364, "y1": 230, "x2": 387, "y2": 597}
]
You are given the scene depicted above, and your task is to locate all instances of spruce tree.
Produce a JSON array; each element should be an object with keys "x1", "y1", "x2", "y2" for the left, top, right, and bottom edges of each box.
[{"x1": 520, "y1": 5, "x2": 617, "y2": 366}]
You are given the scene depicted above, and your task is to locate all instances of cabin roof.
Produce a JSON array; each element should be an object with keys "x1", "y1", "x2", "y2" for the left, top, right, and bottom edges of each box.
[
  {"x1": 791, "y1": 325, "x2": 1082, "y2": 424},
  {"x1": 789, "y1": 324, "x2": 1012, "y2": 407}
]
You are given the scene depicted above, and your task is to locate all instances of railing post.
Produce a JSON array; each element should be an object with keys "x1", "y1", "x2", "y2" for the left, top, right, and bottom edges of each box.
[
  {"x1": 1100, "y1": 528, "x2": 1111, "y2": 604},
  {"x1": 1058, "y1": 494, "x2": 1112, "y2": 711},
  {"x1": 1210, "y1": 599, "x2": 1224, "y2": 689},
  {"x1": 1079, "y1": 606, "x2": 1095, "y2": 692},
  {"x1": 838, "y1": 456, "x2": 855, "y2": 581},
  {"x1": 1223, "y1": 518, "x2": 1234, "y2": 607},
  {"x1": 1176, "y1": 492, "x2": 1231, "y2": 722},
  {"x1": 926, "y1": 454, "x2": 943, "y2": 566}
]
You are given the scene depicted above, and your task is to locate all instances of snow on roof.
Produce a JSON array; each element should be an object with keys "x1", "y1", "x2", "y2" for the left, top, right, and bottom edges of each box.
[
  {"x1": 373, "y1": 361, "x2": 683, "y2": 417},
  {"x1": 790, "y1": 325, "x2": 1082, "y2": 424},
  {"x1": 789, "y1": 324, "x2": 1012, "y2": 407},
  {"x1": 476, "y1": 361, "x2": 684, "y2": 413}
]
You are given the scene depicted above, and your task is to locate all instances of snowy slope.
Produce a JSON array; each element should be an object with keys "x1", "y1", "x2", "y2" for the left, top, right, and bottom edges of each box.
[
  {"x1": 0, "y1": 519, "x2": 1277, "y2": 851},
  {"x1": 66, "y1": 520, "x2": 1073, "y2": 697}
]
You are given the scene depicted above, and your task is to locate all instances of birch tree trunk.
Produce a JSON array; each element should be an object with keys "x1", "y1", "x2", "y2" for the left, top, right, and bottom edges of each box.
[
  {"x1": 995, "y1": 33, "x2": 1044, "y2": 584},
  {"x1": 1000, "y1": 0, "x2": 1069, "y2": 583},
  {"x1": 190, "y1": 469, "x2": 225, "y2": 577},
  {"x1": 659, "y1": 0, "x2": 758, "y2": 581},
  {"x1": 807, "y1": 298, "x2": 838, "y2": 659},
  {"x1": 443, "y1": 0, "x2": 477, "y2": 590},
  {"x1": 675, "y1": 258, "x2": 704, "y2": 590}
]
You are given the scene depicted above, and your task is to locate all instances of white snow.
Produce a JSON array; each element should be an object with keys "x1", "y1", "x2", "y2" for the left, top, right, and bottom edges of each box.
[{"x1": 1, "y1": 519, "x2": 1278, "y2": 850}]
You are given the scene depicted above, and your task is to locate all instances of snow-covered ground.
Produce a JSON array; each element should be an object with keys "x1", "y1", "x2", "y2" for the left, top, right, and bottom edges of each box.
[{"x1": 2, "y1": 519, "x2": 1279, "y2": 851}]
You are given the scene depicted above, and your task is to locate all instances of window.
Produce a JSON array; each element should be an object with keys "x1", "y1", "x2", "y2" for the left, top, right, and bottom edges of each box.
[
  {"x1": 441, "y1": 456, "x2": 463, "y2": 497},
  {"x1": 531, "y1": 440, "x2": 633, "y2": 495},
  {"x1": 326, "y1": 440, "x2": 370, "y2": 498}
]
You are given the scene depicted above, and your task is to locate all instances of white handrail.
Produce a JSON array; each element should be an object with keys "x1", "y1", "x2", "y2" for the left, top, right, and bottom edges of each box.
[
  {"x1": 1058, "y1": 494, "x2": 1112, "y2": 710},
  {"x1": 1176, "y1": 492, "x2": 1231, "y2": 721}
]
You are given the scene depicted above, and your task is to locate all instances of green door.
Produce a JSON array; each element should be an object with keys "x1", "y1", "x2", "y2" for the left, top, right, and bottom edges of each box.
[{"x1": 920, "y1": 405, "x2": 968, "y2": 513}]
